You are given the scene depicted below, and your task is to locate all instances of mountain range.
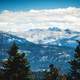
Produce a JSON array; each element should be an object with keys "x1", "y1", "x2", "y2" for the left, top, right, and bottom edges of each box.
[{"x1": 0, "y1": 27, "x2": 80, "y2": 73}]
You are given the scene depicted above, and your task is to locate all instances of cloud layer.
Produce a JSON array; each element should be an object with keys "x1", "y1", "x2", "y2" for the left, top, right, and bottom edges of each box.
[{"x1": 0, "y1": 7, "x2": 80, "y2": 32}]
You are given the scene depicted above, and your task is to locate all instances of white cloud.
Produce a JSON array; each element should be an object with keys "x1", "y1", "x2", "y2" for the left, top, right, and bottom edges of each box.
[{"x1": 0, "y1": 7, "x2": 80, "y2": 32}]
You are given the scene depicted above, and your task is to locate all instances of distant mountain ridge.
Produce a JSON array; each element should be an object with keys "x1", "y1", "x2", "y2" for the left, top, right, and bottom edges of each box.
[{"x1": 9, "y1": 27, "x2": 80, "y2": 48}]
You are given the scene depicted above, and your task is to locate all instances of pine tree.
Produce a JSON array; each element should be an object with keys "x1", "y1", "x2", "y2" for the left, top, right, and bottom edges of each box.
[
  {"x1": 44, "y1": 64, "x2": 59, "y2": 80},
  {"x1": 3, "y1": 42, "x2": 34, "y2": 80},
  {"x1": 69, "y1": 40, "x2": 80, "y2": 80},
  {"x1": 59, "y1": 74, "x2": 67, "y2": 80},
  {"x1": 8, "y1": 42, "x2": 18, "y2": 56}
]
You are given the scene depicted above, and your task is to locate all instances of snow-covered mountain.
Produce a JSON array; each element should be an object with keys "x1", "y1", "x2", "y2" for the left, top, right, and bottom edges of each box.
[
  {"x1": 0, "y1": 27, "x2": 80, "y2": 73},
  {"x1": 9, "y1": 27, "x2": 80, "y2": 48}
]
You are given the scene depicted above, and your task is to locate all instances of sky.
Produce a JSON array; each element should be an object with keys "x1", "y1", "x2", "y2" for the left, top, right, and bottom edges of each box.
[
  {"x1": 0, "y1": 0, "x2": 80, "y2": 11},
  {"x1": 0, "y1": 0, "x2": 80, "y2": 32}
]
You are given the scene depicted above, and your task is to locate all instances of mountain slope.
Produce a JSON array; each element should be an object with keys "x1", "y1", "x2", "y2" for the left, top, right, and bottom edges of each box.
[
  {"x1": 11, "y1": 27, "x2": 80, "y2": 48},
  {"x1": 0, "y1": 31, "x2": 77, "y2": 73}
]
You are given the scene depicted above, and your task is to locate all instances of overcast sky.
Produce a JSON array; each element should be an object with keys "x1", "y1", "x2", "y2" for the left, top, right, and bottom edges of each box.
[{"x1": 0, "y1": 0, "x2": 80, "y2": 32}]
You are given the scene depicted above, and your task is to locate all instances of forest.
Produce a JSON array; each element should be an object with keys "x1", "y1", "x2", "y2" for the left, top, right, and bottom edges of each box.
[{"x1": 0, "y1": 40, "x2": 80, "y2": 80}]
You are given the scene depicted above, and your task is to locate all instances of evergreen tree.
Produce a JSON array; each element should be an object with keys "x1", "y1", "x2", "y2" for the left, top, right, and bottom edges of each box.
[
  {"x1": 8, "y1": 42, "x2": 18, "y2": 56},
  {"x1": 3, "y1": 42, "x2": 34, "y2": 80},
  {"x1": 69, "y1": 40, "x2": 80, "y2": 80},
  {"x1": 59, "y1": 74, "x2": 67, "y2": 80},
  {"x1": 44, "y1": 64, "x2": 59, "y2": 80}
]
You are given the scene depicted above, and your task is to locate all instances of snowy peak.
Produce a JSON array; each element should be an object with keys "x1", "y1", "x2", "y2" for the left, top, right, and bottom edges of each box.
[
  {"x1": 16, "y1": 27, "x2": 79, "y2": 48},
  {"x1": 4, "y1": 27, "x2": 80, "y2": 48},
  {"x1": 48, "y1": 27, "x2": 61, "y2": 31},
  {"x1": 64, "y1": 29, "x2": 72, "y2": 34}
]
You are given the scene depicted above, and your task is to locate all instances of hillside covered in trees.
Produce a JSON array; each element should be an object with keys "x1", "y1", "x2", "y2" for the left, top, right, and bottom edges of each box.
[{"x1": 0, "y1": 40, "x2": 80, "y2": 80}]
